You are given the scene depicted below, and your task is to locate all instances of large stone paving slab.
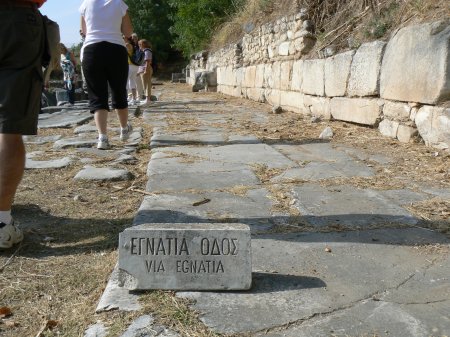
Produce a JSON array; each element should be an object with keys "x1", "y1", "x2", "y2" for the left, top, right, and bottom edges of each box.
[
  {"x1": 38, "y1": 110, "x2": 93, "y2": 128},
  {"x1": 273, "y1": 142, "x2": 354, "y2": 163},
  {"x1": 133, "y1": 189, "x2": 280, "y2": 232},
  {"x1": 291, "y1": 184, "x2": 423, "y2": 227},
  {"x1": 146, "y1": 168, "x2": 260, "y2": 192},
  {"x1": 271, "y1": 160, "x2": 374, "y2": 181},
  {"x1": 150, "y1": 126, "x2": 227, "y2": 147},
  {"x1": 259, "y1": 299, "x2": 450, "y2": 337},
  {"x1": 177, "y1": 228, "x2": 449, "y2": 335},
  {"x1": 153, "y1": 144, "x2": 296, "y2": 169}
]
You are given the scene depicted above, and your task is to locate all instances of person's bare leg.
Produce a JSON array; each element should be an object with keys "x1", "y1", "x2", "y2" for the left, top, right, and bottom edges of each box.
[
  {"x1": 94, "y1": 109, "x2": 109, "y2": 135},
  {"x1": 116, "y1": 108, "x2": 129, "y2": 129},
  {"x1": 0, "y1": 134, "x2": 25, "y2": 211}
]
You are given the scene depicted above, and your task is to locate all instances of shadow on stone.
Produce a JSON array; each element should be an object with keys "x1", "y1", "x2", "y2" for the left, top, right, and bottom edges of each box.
[{"x1": 250, "y1": 272, "x2": 326, "y2": 293}]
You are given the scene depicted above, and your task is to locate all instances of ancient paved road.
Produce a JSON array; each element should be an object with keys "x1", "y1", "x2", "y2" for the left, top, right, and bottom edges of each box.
[{"x1": 33, "y1": 83, "x2": 450, "y2": 337}]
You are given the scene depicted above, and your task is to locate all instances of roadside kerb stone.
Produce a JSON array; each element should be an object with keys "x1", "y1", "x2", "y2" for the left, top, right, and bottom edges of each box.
[
  {"x1": 118, "y1": 223, "x2": 252, "y2": 290},
  {"x1": 178, "y1": 228, "x2": 449, "y2": 334},
  {"x1": 74, "y1": 167, "x2": 133, "y2": 181}
]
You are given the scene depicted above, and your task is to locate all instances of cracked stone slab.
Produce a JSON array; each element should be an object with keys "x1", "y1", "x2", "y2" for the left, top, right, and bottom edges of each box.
[
  {"x1": 147, "y1": 156, "x2": 248, "y2": 176},
  {"x1": 291, "y1": 184, "x2": 421, "y2": 227},
  {"x1": 23, "y1": 135, "x2": 62, "y2": 144},
  {"x1": 273, "y1": 143, "x2": 354, "y2": 163},
  {"x1": 177, "y1": 228, "x2": 449, "y2": 335},
  {"x1": 96, "y1": 264, "x2": 141, "y2": 313},
  {"x1": 74, "y1": 125, "x2": 97, "y2": 134},
  {"x1": 74, "y1": 166, "x2": 133, "y2": 181},
  {"x1": 271, "y1": 160, "x2": 374, "y2": 181},
  {"x1": 38, "y1": 110, "x2": 93, "y2": 129},
  {"x1": 26, "y1": 156, "x2": 72, "y2": 169},
  {"x1": 153, "y1": 144, "x2": 296, "y2": 169},
  {"x1": 133, "y1": 189, "x2": 279, "y2": 232},
  {"x1": 150, "y1": 128, "x2": 227, "y2": 148},
  {"x1": 335, "y1": 144, "x2": 393, "y2": 164},
  {"x1": 54, "y1": 137, "x2": 97, "y2": 149},
  {"x1": 146, "y1": 168, "x2": 260, "y2": 193},
  {"x1": 257, "y1": 299, "x2": 450, "y2": 337}
]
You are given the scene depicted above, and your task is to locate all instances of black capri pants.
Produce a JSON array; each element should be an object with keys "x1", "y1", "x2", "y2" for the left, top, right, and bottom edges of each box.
[{"x1": 82, "y1": 41, "x2": 128, "y2": 113}]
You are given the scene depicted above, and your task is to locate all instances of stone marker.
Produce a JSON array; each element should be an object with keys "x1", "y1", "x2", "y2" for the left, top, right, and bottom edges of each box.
[{"x1": 118, "y1": 223, "x2": 252, "y2": 290}]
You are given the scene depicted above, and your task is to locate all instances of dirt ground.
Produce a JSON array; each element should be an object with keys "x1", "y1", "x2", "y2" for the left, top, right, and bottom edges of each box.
[{"x1": 0, "y1": 82, "x2": 449, "y2": 337}]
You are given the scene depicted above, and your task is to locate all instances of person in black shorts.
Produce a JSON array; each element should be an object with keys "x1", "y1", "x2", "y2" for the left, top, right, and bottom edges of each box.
[{"x1": 0, "y1": 0, "x2": 46, "y2": 249}]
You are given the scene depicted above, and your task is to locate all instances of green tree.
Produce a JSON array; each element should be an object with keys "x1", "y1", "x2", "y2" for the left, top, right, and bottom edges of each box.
[
  {"x1": 168, "y1": 0, "x2": 244, "y2": 57},
  {"x1": 124, "y1": 0, "x2": 174, "y2": 61}
]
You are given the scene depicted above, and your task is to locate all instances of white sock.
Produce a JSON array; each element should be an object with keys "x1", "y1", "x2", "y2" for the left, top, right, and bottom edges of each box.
[
  {"x1": 0, "y1": 211, "x2": 12, "y2": 225},
  {"x1": 99, "y1": 134, "x2": 108, "y2": 140}
]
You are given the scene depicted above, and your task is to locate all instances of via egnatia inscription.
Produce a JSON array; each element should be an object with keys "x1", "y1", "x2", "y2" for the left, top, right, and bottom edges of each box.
[{"x1": 118, "y1": 223, "x2": 252, "y2": 290}]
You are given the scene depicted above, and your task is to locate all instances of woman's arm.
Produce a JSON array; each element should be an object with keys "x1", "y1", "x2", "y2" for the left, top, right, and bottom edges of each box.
[
  {"x1": 121, "y1": 11, "x2": 133, "y2": 38},
  {"x1": 70, "y1": 51, "x2": 77, "y2": 67},
  {"x1": 80, "y1": 16, "x2": 87, "y2": 36}
]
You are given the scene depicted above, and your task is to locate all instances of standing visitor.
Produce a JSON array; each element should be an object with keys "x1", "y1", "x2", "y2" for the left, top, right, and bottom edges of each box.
[
  {"x1": 59, "y1": 43, "x2": 77, "y2": 106},
  {"x1": 125, "y1": 36, "x2": 140, "y2": 105},
  {"x1": 0, "y1": 0, "x2": 47, "y2": 249},
  {"x1": 80, "y1": 0, "x2": 134, "y2": 150},
  {"x1": 138, "y1": 39, "x2": 153, "y2": 106}
]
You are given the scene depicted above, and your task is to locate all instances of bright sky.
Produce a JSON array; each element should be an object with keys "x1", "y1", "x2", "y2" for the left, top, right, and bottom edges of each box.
[{"x1": 41, "y1": 0, "x2": 83, "y2": 47}]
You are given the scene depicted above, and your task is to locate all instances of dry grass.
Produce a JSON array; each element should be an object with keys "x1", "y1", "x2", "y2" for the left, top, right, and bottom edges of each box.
[
  {"x1": 211, "y1": 0, "x2": 450, "y2": 56},
  {"x1": 0, "y1": 82, "x2": 448, "y2": 336}
]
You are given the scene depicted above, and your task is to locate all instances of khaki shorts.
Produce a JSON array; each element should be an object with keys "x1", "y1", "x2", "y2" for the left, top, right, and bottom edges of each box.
[{"x1": 0, "y1": 5, "x2": 44, "y2": 135}]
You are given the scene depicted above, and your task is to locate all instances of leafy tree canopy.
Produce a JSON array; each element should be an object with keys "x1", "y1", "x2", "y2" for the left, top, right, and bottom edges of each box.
[{"x1": 168, "y1": 0, "x2": 244, "y2": 58}]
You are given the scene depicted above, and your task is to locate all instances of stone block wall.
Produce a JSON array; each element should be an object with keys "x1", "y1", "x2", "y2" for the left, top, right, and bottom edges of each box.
[{"x1": 188, "y1": 17, "x2": 450, "y2": 150}]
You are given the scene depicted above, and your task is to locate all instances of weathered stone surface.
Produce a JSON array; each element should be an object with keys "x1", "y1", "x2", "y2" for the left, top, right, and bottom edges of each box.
[
  {"x1": 380, "y1": 20, "x2": 450, "y2": 104},
  {"x1": 303, "y1": 95, "x2": 331, "y2": 119},
  {"x1": 96, "y1": 264, "x2": 141, "y2": 313},
  {"x1": 38, "y1": 110, "x2": 93, "y2": 129},
  {"x1": 415, "y1": 106, "x2": 450, "y2": 149},
  {"x1": 290, "y1": 60, "x2": 303, "y2": 92},
  {"x1": 279, "y1": 91, "x2": 305, "y2": 114},
  {"x1": 280, "y1": 61, "x2": 293, "y2": 90},
  {"x1": 302, "y1": 59, "x2": 325, "y2": 96},
  {"x1": 74, "y1": 167, "x2": 133, "y2": 181},
  {"x1": 178, "y1": 229, "x2": 449, "y2": 334},
  {"x1": 330, "y1": 97, "x2": 383, "y2": 125},
  {"x1": 53, "y1": 137, "x2": 97, "y2": 149},
  {"x1": 246, "y1": 88, "x2": 265, "y2": 102},
  {"x1": 26, "y1": 156, "x2": 72, "y2": 170},
  {"x1": 133, "y1": 189, "x2": 278, "y2": 232},
  {"x1": 278, "y1": 41, "x2": 290, "y2": 56},
  {"x1": 348, "y1": 41, "x2": 386, "y2": 97},
  {"x1": 118, "y1": 223, "x2": 252, "y2": 290},
  {"x1": 292, "y1": 184, "x2": 420, "y2": 226},
  {"x1": 397, "y1": 124, "x2": 418, "y2": 143},
  {"x1": 379, "y1": 119, "x2": 400, "y2": 138},
  {"x1": 23, "y1": 135, "x2": 62, "y2": 144},
  {"x1": 84, "y1": 323, "x2": 108, "y2": 337},
  {"x1": 383, "y1": 101, "x2": 411, "y2": 122},
  {"x1": 324, "y1": 50, "x2": 355, "y2": 97},
  {"x1": 243, "y1": 66, "x2": 256, "y2": 88}
]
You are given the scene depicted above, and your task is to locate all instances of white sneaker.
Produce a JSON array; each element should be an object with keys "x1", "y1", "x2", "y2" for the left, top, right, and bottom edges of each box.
[
  {"x1": 120, "y1": 123, "x2": 133, "y2": 142},
  {"x1": 97, "y1": 136, "x2": 110, "y2": 150},
  {"x1": 0, "y1": 220, "x2": 24, "y2": 249},
  {"x1": 140, "y1": 99, "x2": 149, "y2": 106}
]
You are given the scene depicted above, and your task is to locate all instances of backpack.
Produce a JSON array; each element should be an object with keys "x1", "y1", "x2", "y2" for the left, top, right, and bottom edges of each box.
[
  {"x1": 130, "y1": 47, "x2": 145, "y2": 66},
  {"x1": 149, "y1": 49, "x2": 158, "y2": 74}
]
